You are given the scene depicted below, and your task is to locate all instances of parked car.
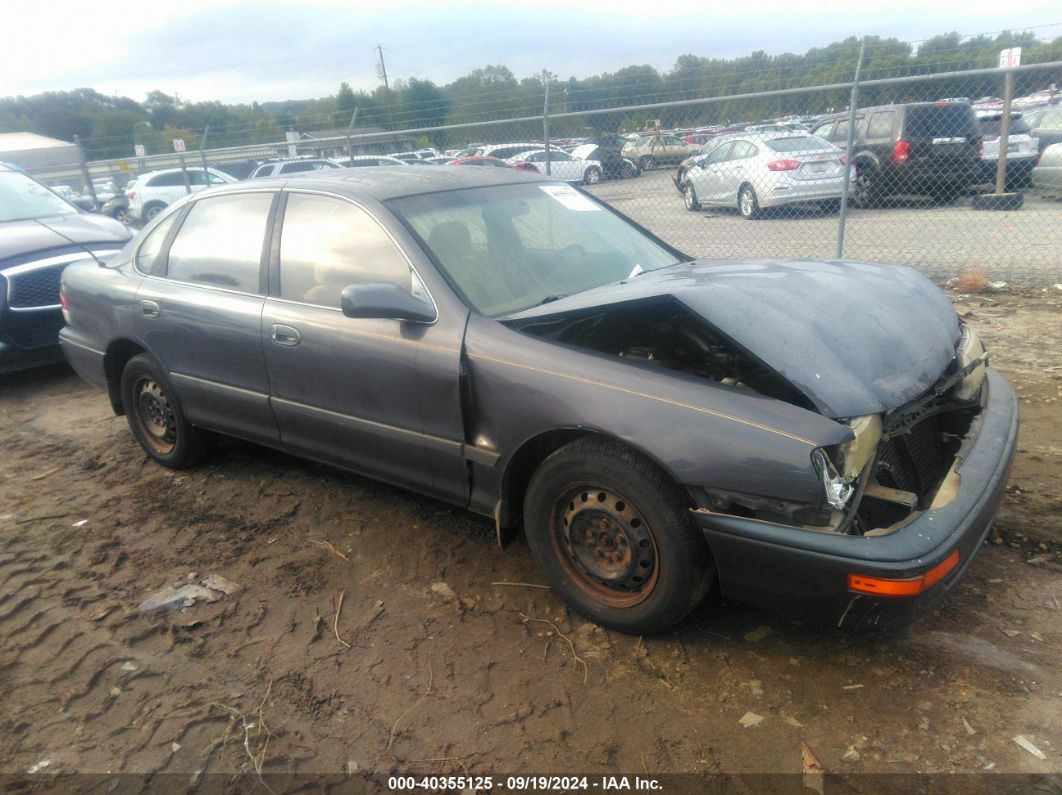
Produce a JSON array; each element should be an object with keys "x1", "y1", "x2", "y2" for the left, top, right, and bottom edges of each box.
[
  {"x1": 976, "y1": 112, "x2": 1039, "y2": 188},
  {"x1": 0, "y1": 164, "x2": 130, "y2": 373},
  {"x1": 51, "y1": 184, "x2": 97, "y2": 212},
  {"x1": 129, "y1": 167, "x2": 237, "y2": 221},
  {"x1": 449, "y1": 155, "x2": 536, "y2": 172},
  {"x1": 1021, "y1": 106, "x2": 1062, "y2": 154},
  {"x1": 337, "y1": 155, "x2": 410, "y2": 168},
  {"x1": 506, "y1": 149, "x2": 605, "y2": 184},
  {"x1": 682, "y1": 133, "x2": 851, "y2": 218},
  {"x1": 569, "y1": 144, "x2": 640, "y2": 180},
  {"x1": 470, "y1": 143, "x2": 547, "y2": 161},
  {"x1": 674, "y1": 135, "x2": 741, "y2": 193},
  {"x1": 211, "y1": 160, "x2": 262, "y2": 180},
  {"x1": 250, "y1": 159, "x2": 340, "y2": 178},
  {"x1": 100, "y1": 181, "x2": 135, "y2": 225},
  {"x1": 1031, "y1": 141, "x2": 1062, "y2": 194},
  {"x1": 811, "y1": 101, "x2": 982, "y2": 205},
  {"x1": 621, "y1": 134, "x2": 695, "y2": 170},
  {"x1": 59, "y1": 167, "x2": 1016, "y2": 634}
]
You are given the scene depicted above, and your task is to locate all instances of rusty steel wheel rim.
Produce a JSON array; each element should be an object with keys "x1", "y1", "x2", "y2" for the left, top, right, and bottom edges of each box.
[
  {"x1": 552, "y1": 485, "x2": 659, "y2": 608},
  {"x1": 132, "y1": 376, "x2": 177, "y2": 455}
]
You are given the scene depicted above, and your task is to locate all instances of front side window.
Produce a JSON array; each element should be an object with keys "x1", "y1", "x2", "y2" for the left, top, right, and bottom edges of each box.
[
  {"x1": 390, "y1": 182, "x2": 680, "y2": 317},
  {"x1": 278, "y1": 193, "x2": 411, "y2": 309},
  {"x1": 704, "y1": 142, "x2": 734, "y2": 164},
  {"x1": 149, "y1": 172, "x2": 185, "y2": 187},
  {"x1": 866, "y1": 112, "x2": 894, "y2": 139},
  {"x1": 166, "y1": 193, "x2": 272, "y2": 292},
  {"x1": 812, "y1": 123, "x2": 833, "y2": 140}
]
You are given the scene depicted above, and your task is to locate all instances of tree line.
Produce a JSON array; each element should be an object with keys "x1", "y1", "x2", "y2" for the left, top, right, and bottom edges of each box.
[{"x1": 2, "y1": 30, "x2": 1060, "y2": 159}]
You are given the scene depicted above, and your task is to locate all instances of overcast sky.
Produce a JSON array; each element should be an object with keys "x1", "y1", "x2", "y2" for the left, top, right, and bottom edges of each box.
[{"x1": 3, "y1": 1, "x2": 1059, "y2": 104}]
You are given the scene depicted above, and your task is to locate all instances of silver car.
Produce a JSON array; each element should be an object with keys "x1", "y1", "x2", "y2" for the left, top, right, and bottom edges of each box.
[
  {"x1": 1031, "y1": 141, "x2": 1062, "y2": 194},
  {"x1": 683, "y1": 133, "x2": 852, "y2": 219}
]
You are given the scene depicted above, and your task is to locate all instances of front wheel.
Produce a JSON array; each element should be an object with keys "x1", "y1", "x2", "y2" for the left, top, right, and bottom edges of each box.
[
  {"x1": 116, "y1": 208, "x2": 134, "y2": 225},
  {"x1": 640, "y1": 155, "x2": 656, "y2": 171},
  {"x1": 684, "y1": 184, "x2": 700, "y2": 211},
  {"x1": 738, "y1": 185, "x2": 761, "y2": 219},
  {"x1": 120, "y1": 354, "x2": 216, "y2": 468},
  {"x1": 523, "y1": 438, "x2": 714, "y2": 634},
  {"x1": 583, "y1": 166, "x2": 602, "y2": 185}
]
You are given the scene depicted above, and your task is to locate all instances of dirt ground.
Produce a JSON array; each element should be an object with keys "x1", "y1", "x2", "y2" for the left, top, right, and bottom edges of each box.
[{"x1": 0, "y1": 291, "x2": 1060, "y2": 790}]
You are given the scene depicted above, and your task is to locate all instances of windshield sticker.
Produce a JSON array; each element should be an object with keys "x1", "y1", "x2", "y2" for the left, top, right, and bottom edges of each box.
[{"x1": 539, "y1": 185, "x2": 601, "y2": 212}]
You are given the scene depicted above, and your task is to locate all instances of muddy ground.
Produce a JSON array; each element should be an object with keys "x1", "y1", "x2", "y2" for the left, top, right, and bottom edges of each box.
[{"x1": 0, "y1": 291, "x2": 1060, "y2": 790}]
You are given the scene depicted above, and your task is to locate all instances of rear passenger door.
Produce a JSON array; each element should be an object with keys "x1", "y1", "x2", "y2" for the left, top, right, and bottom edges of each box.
[
  {"x1": 261, "y1": 190, "x2": 464, "y2": 500},
  {"x1": 134, "y1": 192, "x2": 280, "y2": 446}
]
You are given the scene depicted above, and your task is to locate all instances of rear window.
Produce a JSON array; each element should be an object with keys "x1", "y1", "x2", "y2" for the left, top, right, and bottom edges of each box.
[
  {"x1": 979, "y1": 116, "x2": 1033, "y2": 136},
  {"x1": 905, "y1": 105, "x2": 978, "y2": 138},
  {"x1": 765, "y1": 137, "x2": 835, "y2": 153}
]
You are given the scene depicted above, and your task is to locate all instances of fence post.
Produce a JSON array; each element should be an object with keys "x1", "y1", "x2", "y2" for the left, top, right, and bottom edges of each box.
[
  {"x1": 543, "y1": 70, "x2": 552, "y2": 176},
  {"x1": 199, "y1": 126, "x2": 211, "y2": 184},
  {"x1": 347, "y1": 108, "x2": 359, "y2": 162},
  {"x1": 836, "y1": 39, "x2": 865, "y2": 259},
  {"x1": 994, "y1": 70, "x2": 1015, "y2": 195},
  {"x1": 73, "y1": 135, "x2": 98, "y2": 209}
]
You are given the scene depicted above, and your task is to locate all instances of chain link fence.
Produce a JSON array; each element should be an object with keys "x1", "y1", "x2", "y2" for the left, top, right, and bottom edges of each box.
[{"x1": 17, "y1": 60, "x2": 1062, "y2": 286}]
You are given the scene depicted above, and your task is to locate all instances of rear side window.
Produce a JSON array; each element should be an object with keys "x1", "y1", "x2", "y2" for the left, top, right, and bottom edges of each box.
[
  {"x1": 730, "y1": 141, "x2": 758, "y2": 159},
  {"x1": 866, "y1": 111, "x2": 895, "y2": 139},
  {"x1": 136, "y1": 212, "x2": 179, "y2": 276},
  {"x1": 166, "y1": 193, "x2": 273, "y2": 292},
  {"x1": 148, "y1": 173, "x2": 185, "y2": 187},
  {"x1": 812, "y1": 123, "x2": 833, "y2": 140},
  {"x1": 905, "y1": 105, "x2": 978, "y2": 138},
  {"x1": 280, "y1": 162, "x2": 316, "y2": 174},
  {"x1": 765, "y1": 137, "x2": 835, "y2": 152},
  {"x1": 1033, "y1": 109, "x2": 1062, "y2": 129},
  {"x1": 278, "y1": 193, "x2": 411, "y2": 309}
]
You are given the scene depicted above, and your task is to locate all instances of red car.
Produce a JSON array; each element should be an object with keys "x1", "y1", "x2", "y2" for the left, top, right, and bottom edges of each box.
[{"x1": 448, "y1": 156, "x2": 537, "y2": 173}]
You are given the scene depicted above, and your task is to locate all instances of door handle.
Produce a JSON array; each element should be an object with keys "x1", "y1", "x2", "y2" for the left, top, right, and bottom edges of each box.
[
  {"x1": 140, "y1": 300, "x2": 160, "y2": 318},
  {"x1": 270, "y1": 323, "x2": 301, "y2": 346}
]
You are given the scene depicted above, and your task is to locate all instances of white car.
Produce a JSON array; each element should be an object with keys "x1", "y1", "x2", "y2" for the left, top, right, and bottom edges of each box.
[
  {"x1": 250, "y1": 159, "x2": 341, "y2": 178},
  {"x1": 976, "y1": 111, "x2": 1039, "y2": 188},
  {"x1": 129, "y1": 167, "x2": 236, "y2": 221},
  {"x1": 506, "y1": 149, "x2": 604, "y2": 184}
]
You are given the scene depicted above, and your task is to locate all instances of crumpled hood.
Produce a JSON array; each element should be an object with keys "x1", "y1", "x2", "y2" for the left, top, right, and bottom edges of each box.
[
  {"x1": 507, "y1": 259, "x2": 961, "y2": 418},
  {"x1": 0, "y1": 213, "x2": 130, "y2": 265}
]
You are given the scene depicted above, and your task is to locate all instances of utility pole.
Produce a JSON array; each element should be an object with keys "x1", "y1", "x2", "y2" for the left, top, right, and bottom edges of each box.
[
  {"x1": 376, "y1": 45, "x2": 396, "y2": 131},
  {"x1": 542, "y1": 70, "x2": 552, "y2": 176}
]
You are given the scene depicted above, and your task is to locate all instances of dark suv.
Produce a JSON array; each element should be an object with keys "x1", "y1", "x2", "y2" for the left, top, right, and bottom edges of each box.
[
  {"x1": 811, "y1": 101, "x2": 982, "y2": 205},
  {"x1": 0, "y1": 164, "x2": 130, "y2": 373}
]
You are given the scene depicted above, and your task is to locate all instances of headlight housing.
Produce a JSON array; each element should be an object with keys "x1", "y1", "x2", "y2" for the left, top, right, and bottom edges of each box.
[{"x1": 955, "y1": 325, "x2": 987, "y2": 402}]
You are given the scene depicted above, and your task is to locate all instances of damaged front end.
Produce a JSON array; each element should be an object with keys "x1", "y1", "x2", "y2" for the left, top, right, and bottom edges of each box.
[{"x1": 697, "y1": 323, "x2": 988, "y2": 537}]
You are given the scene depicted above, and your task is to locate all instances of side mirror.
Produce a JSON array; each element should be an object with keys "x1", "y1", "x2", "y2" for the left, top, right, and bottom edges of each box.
[{"x1": 340, "y1": 282, "x2": 436, "y2": 323}]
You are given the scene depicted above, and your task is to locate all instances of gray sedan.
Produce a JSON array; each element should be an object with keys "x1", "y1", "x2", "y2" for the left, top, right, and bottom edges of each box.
[
  {"x1": 683, "y1": 133, "x2": 853, "y2": 218},
  {"x1": 59, "y1": 168, "x2": 1016, "y2": 633},
  {"x1": 1032, "y1": 141, "x2": 1062, "y2": 194}
]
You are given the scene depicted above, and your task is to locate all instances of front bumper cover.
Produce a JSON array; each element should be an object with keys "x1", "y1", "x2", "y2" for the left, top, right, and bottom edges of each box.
[{"x1": 691, "y1": 367, "x2": 1018, "y2": 629}]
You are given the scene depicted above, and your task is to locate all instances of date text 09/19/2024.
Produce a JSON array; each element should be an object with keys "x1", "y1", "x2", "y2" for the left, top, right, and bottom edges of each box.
[{"x1": 387, "y1": 775, "x2": 663, "y2": 791}]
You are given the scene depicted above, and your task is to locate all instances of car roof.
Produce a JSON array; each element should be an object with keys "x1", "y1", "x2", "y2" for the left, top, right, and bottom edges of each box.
[{"x1": 196, "y1": 164, "x2": 552, "y2": 202}]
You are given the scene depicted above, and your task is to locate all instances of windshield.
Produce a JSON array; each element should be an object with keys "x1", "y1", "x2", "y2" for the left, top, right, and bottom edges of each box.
[
  {"x1": 389, "y1": 182, "x2": 681, "y2": 317},
  {"x1": 0, "y1": 171, "x2": 78, "y2": 222}
]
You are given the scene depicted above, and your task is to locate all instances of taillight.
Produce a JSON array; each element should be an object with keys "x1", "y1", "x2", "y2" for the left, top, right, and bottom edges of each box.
[
  {"x1": 59, "y1": 291, "x2": 70, "y2": 311},
  {"x1": 126, "y1": 190, "x2": 136, "y2": 200},
  {"x1": 892, "y1": 140, "x2": 910, "y2": 164},
  {"x1": 766, "y1": 159, "x2": 800, "y2": 171},
  {"x1": 839, "y1": 155, "x2": 847, "y2": 165}
]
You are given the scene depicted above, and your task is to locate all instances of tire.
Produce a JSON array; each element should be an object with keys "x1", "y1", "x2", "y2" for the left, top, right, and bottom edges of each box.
[
  {"x1": 143, "y1": 202, "x2": 166, "y2": 221},
  {"x1": 819, "y1": 198, "x2": 842, "y2": 214},
  {"x1": 640, "y1": 155, "x2": 656, "y2": 171},
  {"x1": 738, "y1": 184, "x2": 761, "y2": 219},
  {"x1": 684, "y1": 184, "x2": 700, "y2": 211},
  {"x1": 621, "y1": 161, "x2": 637, "y2": 179},
  {"x1": 675, "y1": 168, "x2": 687, "y2": 193},
  {"x1": 523, "y1": 437, "x2": 714, "y2": 635},
  {"x1": 116, "y1": 208, "x2": 134, "y2": 225},
  {"x1": 583, "y1": 166, "x2": 602, "y2": 185},
  {"x1": 120, "y1": 353, "x2": 216, "y2": 468},
  {"x1": 852, "y1": 168, "x2": 880, "y2": 208}
]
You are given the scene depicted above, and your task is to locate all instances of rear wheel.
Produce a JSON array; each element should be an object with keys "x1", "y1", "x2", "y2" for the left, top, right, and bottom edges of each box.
[
  {"x1": 738, "y1": 185, "x2": 761, "y2": 219},
  {"x1": 523, "y1": 438, "x2": 714, "y2": 634},
  {"x1": 583, "y1": 166, "x2": 602, "y2": 185},
  {"x1": 120, "y1": 354, "x2": 216, "y2": 468},
  {"x1": 621, "y1": 160, "x2": 637, "y2": 179},
  {"x1": 852, "y1": 167, "x2": 880, "y2": 208},
  {"x1": 143, "y1": 202, "x2": 166, "y2": 221},
  {"x1": 684, "y1": 184, "x2": 701, "y2": 211}
]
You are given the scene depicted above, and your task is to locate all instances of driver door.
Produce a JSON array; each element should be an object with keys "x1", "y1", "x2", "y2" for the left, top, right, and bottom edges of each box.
[{"x1": 688, "y1": 141, "x2": 735, "y2": 204}]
